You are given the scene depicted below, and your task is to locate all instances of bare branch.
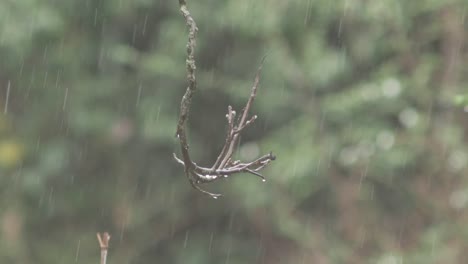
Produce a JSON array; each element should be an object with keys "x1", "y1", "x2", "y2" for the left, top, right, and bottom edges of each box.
[
  {"x1": 175, "y1": 0, "x2": 198, "y2": 183},
  {"x1": 97, "y1": 232, "x2": 111, "y2": 264},
  {"x1": 175, "y1": 0, "x2": 275, "y2": 198},
  {"x1": 218, "y1": 62, "x2": 266, "y2": 169},
  {"x1": 211, "y1": 105, "x2": 236, "y2": 170}
]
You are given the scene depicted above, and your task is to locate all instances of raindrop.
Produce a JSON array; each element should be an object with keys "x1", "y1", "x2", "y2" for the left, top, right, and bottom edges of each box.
[
  {"x1": 183, "y1": 230, "x2": 190, "y2": 248},
  {"x1": 120, "y1": 216, "x2": 127, "y2": 242},
  {"x1": 262, "y1": 179, "x2": 266, "y2": 182},
  {"x1": 4, "y1": 80, "x2": 10, "y2": 114},
  {"x1": 75, "y1": 240, "x2": 81, "y2": 262},
  {"x1": 358, "y1": 226, "x2": 367, "y2": 248},
  {"x1": 43, "y1": 70, "x2": 48, "y2": 89},
  {"x1": 63, "y1": 87, "x2": 69, "y2": 111},
  {"x1": 94, "y1": 8, "x2": 98, "y2": 26},
  {"x1": 338, "y1": 0, "x2": 349, "y2": 39},
  {"x1": 43, "y1": 45, "x2": 48, "y2": 64},
  {"x1": 35, "y1": 137, "x2": 41, "y2": 153},
  {"x1": 48, "y1": 187, "x2": 54, "y2": 206},
  {"x1": 19, "y1": 60, "x2": 24, "y2": 77},
  {"x1": 358, "y1": 163, "x2": 369, "y2": 192},
  {"x1": 136, "y1": 83, "x2": 143, "y2": 107},
  {"x1": 142, "y1": 14, "x2": 149, "y2": 36},
  {"x1": 228, "y1": 211, "x2": 235, "y2": 231},
  {"x1": 132, "y1": 24, "x2": 137, "y2": 44},
  {"x1": 25, "y1": 67, "x2": 35, "y2": 99},
  {"x1": 55, "y1": 69, "x2": 61, "y2": 89},
  {"x1": 304, "y1": 0, "x2": 311, "y2": 25},
  {"x1": 156, "y1": 105, "x2": 161, "y2": 123},
  {"x1": 208, "y1": 232, "x2": 214, "y2": 253}
]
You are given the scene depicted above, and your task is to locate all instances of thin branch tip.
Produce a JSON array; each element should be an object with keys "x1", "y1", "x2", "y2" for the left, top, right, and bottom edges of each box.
[
  {"x1": 97, "y1": 232, "x2": 111, "y2": 264},
  {"x1": 269, "y1": 152, "x2": 276, "y2": 160}
]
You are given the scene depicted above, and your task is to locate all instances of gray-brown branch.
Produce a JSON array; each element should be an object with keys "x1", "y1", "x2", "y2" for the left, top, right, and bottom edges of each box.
[{"x1": 175, "y1": 0, "x2": 275, "y2": 198}]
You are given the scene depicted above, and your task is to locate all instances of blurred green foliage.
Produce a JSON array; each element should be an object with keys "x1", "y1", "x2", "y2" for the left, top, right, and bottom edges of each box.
[{"x1": 0, "y1": 0, "x2": 467, "y2": 263}]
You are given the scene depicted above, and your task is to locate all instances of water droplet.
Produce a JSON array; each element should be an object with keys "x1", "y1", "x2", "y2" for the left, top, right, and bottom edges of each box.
[
  {"x1": 75, "y1": 239, "x2": 81, "y2": 262},
  {"x1": 262, "y1": 179, "x2": 266, "y2": 182},
  {"x1": 4, "y1": 80, "x2": 10, "y2": 114},
  {"x1": 183, "y1": 231, "x2": 189, "y2": 248},
  {"x1": 136, "y1": 83, "x2": 142, "y2": 107},
  {"x1": 62, "y1": 87, "x2": 69, "y2": 110}
]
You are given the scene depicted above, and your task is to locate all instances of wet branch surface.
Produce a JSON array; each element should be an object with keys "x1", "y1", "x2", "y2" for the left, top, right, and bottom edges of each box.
[
  {"x1": 97, "y1": 232, "x2": 110, "y2": 264},
  {"x1": 175, "y1": 0, "x2": 275, "y2": 198}
]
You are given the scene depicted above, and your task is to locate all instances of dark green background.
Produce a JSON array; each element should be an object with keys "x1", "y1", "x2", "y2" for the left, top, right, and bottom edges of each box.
[{"x1": 0, "y1": 0, "x2": 467, "y2": 263}]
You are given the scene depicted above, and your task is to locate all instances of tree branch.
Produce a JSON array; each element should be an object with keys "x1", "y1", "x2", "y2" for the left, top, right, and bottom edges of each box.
[
  {"x1": 97, "y1": 232, "x2": 110, "y2": 264},
  {"x1": 175, "y1": 0, "x2": 275, "y2": 198}
]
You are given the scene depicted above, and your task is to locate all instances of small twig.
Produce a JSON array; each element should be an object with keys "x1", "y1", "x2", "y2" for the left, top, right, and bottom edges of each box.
[
  {"x1": 218, "y1": 61, "x2": 265, "y2": 169},
  {"x1": 175, "y1": 0, "x2": 275, "y2": 198},
  {"x1": 97, "y1": 232, "x2": 111, "y2": 264}
]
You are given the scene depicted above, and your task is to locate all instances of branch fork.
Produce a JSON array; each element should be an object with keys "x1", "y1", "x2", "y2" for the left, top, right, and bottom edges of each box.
[
  {"x1": 97, "y1": 232, "x2": 110, "y2": 264},
  {"x1": 175, "y1": 0, "x2": 275, "y2": 198}
]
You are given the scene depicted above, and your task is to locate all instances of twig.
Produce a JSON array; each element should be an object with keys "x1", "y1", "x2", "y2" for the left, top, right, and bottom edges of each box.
[
  {"x1": 97, "y1": 232, "x2": 111, "y2": 264},
  {"x1": 175, "y1": 0, "x2": 275, "y2": 198}
]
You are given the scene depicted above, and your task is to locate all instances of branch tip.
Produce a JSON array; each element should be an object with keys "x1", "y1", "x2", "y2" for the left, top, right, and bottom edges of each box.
[{"x1": 175, "y1": 0, "x2": 275, "y2": 197}]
